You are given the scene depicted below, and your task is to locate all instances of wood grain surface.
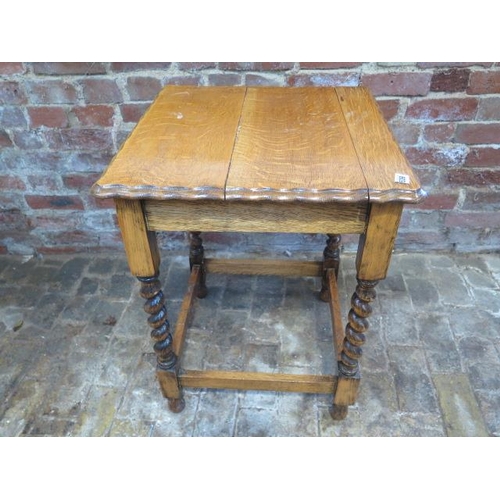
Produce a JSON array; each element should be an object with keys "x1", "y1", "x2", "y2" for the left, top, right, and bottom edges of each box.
[
  {"x1": 204, "y1": 258, "x2": 324, "y2": 276},
  {"x1": 92, "y1": 86, "x2": 246, "y2": 200},
  {"x1": 115, "y1": 199, "x2": 160, "y2": 276},
  {"x1": 144, "y1": 199, "x2": 368, "y2": 234},
  {"x1": 336, "y1": 86, "x2": 426, "y2": 203},
  {"x1": 333, "y1": 374, "x2": 360, "y2": 406},
  {"x1": 356, "y1": 202, "x2": 404, "y2": 280},
  {"x1": 180, "y1": 370, "x2": 336, "y2": 394},
  {"x1": 326, "y1": 269, "x2": 345, "y2": 361},
  {"x1": 172, "y1": 265, "x2": 200, "y2": 358},
  {"x1": 226, "y1": 87, "x2": 368, "y2": 202},
  {"x1": 92, "y1": 85, "x2": 425, "y2": 204}
]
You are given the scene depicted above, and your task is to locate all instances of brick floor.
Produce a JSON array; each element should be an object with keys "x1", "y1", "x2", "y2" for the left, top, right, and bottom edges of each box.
[{"x1": 0, "y1": 250, "x2": 499, "y2": 436}]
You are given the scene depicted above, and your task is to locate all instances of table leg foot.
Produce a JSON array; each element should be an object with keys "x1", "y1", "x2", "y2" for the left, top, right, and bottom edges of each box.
[
  {"x1": 197, "y1": 284, "x2": 208, "y2": 299},
  {"x1": 319, "y1": 289, "x2": 330, "y2": 303},
  {"x1": 320, "y1": 234, "x2": 341, "y2": 302},
  {"x1": 189, "y1": 231, "x2": 208, "y2": 299},
  {"x1": 168, "y1": 397, "x2": 186, "y2": 413},
  {"x1": 329, "y1": 404, "x2": 348, "y2": 420}
]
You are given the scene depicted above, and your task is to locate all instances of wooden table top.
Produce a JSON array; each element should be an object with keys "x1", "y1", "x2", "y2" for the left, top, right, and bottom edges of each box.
[{"x1": 92, "y1": 86, "x2": 425, "y2": 204}]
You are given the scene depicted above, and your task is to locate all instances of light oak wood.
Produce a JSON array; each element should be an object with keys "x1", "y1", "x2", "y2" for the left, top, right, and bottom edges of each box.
[
  {"x1": 157, "y1": 369, "x2": 182, "y2": 400},
  {"x1": 332, "y1": 371, "x2": 361, "y2": 419},
  {"x1": 356, "y1": 202, "x2": 404, "y2": 280},
  {"x1": 326, "y1": 269, "x2": 345, "y2": 361},
  {"x1": 205, "y1": 258, "x2": 323, "y2": 276},
  {"x1": 336, "y1": 87, "x2": 426, "y2": 203},
  {"x1": 226, "y1": 87, "x2": 368, "y2": 202},
  {"x1": 172, "y1": 265, "x2": 200, "y2": 358},
  {"x1": 144, "y1": 199, "x2": 368, "y2": 234},
  {"x1": 93, "y1": 85, "x2": 426, "y2": 420},
  {"x1": 92, "y1": 86, "x2": 246, "y2": 200},
  {"x1": 93, "y1": 86, "x2": 426, "y2": 204},
  {"x1": 333, "y1": 374, "x2": 360, "y2": 406},
  {"x1": 115, "y1": 199, "x2": 160, "y2": 276},
  {"x1": 180, "y1": 370, "x2": 337, "y2": 394},
  {"x1": 157, "y1": 369, "x2": 186, "y2": 412}
]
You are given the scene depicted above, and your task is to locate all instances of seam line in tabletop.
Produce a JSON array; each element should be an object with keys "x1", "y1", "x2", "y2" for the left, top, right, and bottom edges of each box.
[
  {"x1": 333, "y1": 88, "x2": 371, "y2": 203},
  {"x1": 224, "y1": 86, "x2": 249, "y2": 201}
]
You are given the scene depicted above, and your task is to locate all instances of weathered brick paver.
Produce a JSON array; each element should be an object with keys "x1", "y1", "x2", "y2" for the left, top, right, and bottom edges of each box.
[{"x1": 0, "y1": 250, "x2": 498, "y2": 436}]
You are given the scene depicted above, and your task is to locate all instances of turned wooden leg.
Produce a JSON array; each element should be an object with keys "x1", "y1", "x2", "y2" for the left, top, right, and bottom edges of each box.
[
  {"x1": 189, "y1": 231, "x2": 208, "y2": 299},
  {"x1": 320, "y1": 234, "x2": 341, "y2": 302},
  {"x1": 338, "y1": 279, "x2": 378, "y2": 377},
  {"x1": 330, "y1": 278, "x2": 378, "y2": 420},
  {"x1": 138, "y1": 274, "x2": 185, "y2": 413},
  {"x1": 329, "y1": 203, "x2": 403, "y2": 420},
  {"x1": 114, "y1": 199, "x2": 184, "y2": 413}
]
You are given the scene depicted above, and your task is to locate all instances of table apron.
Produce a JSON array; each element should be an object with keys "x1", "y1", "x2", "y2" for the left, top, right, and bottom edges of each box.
[{"x1": 144, "y1": 199, "x2": 368, "y2": 234}]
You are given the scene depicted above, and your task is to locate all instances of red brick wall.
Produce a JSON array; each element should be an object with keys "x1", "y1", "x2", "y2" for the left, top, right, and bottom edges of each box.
[{"x1": 1, "y1": 62, "x2": 499, "y2": 255}]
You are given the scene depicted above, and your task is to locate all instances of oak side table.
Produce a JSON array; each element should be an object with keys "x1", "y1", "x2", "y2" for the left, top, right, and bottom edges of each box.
[{"x1": 91, "y1": 85, "x2": 426, "y2": 420}]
